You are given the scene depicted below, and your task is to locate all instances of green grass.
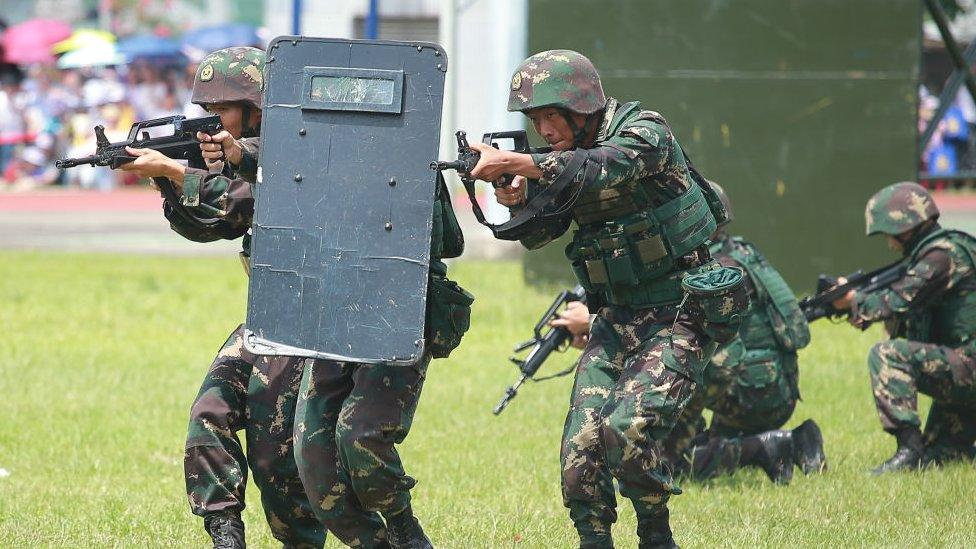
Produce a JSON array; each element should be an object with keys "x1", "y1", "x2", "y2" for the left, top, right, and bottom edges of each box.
[{"x1": 0, "y1": 251, "x2": 974, "y2": 548}]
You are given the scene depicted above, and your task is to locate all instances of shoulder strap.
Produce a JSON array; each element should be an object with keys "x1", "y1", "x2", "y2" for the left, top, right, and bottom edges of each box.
[{"x1": 462, "y1": 149, "x2": 587, "y2": 241}]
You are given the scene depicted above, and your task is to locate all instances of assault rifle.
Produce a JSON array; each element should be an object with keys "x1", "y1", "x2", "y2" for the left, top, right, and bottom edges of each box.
[
  {"x1": 493, "y1": 285, "x2": 587, "y2": 415},
  {"x1": 56, "y1": 115, "x2": 223, "y2": 169},
  {"x1": 430, "y1": 129, "x2": 531, "y2": 189},
  {"x1": 431, "y1": 129, "x2": 580, "y2": 241},
  {"x1": 798, "y1": 260, "x2": 906, "y2": 322}
]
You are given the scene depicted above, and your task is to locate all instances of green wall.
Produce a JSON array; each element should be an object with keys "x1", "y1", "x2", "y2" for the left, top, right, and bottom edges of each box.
[{"x1": 524, "y1": 0, "x2": 921, "y2": 291}]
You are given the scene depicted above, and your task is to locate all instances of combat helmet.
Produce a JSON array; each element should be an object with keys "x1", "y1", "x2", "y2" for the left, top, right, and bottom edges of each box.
[
  {"x1": 192, "y1": 46, "x2": 265, "y2": 110},
  {"x1": 507, "y1": 49, "x2": 606, "y2": 115},
  {"x1": 864, "y1": 182, "x2": 940, "y2": 237},
  {"x1": 709, "y1": 181, "x2": 734, "y2": 228}
]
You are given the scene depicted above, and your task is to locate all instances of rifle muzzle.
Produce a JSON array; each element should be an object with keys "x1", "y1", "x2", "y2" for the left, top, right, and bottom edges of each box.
[{"x1": 430, "y1": 160, "x2": 468, "y2": 172}]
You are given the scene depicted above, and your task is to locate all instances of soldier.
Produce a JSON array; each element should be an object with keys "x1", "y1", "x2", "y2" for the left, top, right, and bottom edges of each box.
[
  {"x1": 832, "y1": 181, "x2": 976, "y2": 473},
  {"x1": 118, "y1": 47, "x2": 325, "y2": 548},
  {"x1": 660, "y1": 182, "x2": 824, "y2": 483},
  {"x1": 291, "y1": 174, "x2": 472, "y2": 549},
  {"x1": 553, "y1": 184, "x2": 827, "y2": 486},
  {"x1": 475, "y1": 50, "x2": 746, "y2": 548}
]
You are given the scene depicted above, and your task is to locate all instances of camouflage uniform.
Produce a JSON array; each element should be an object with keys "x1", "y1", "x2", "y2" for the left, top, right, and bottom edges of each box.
[
  {"x1": 162, "y1": 47, "x2": 326, "y2": 546},
  {"x1": 507, "y1": 50, "x2": 745, "y2": 546},
  {"x1": 854, "y1": 182, "x2": 976, "y2": 464},
  {"x1": 292, "y1": 178, "x2": 472, "y2": 547},
  {"x1": 663, "y1": 232, "x2": 812, "y2": 481}
]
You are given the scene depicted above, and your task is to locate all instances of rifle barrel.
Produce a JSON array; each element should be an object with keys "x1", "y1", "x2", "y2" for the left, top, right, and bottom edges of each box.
[{"x1": 55, "y1": 156, "x2": 98, "y2": 169}]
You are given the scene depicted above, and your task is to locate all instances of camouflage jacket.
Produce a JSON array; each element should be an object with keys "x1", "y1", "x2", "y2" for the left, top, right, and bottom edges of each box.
[
  {"x1": 853, "y1": 224, "x2": 976, "y2": 345},
  {"x1": 161, "y1": 137, "x2": 260, "y2": 248},
  {"x1": 514, "y1": 98, "x2": 698, "y2": 250}
]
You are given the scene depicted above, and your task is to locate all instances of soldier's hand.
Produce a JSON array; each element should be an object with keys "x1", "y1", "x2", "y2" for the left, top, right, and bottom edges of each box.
[
  {"x1": 550, "y1": 301, "x2": 592, "y2": 349},
  {"x1": 468, "y1": 142, "x2": 511, "y2": 182},
  {"x1": 120, "y1": 147, "x2": 185, "y2": 183},
  {"x1": 831, "y1": 276, "x2": 855, "y2": 311},
  {"x1": 495, "y1": 175, "x2": 526, "y2": 207},
  {"x1": 197, "y1": 130, "x2": 243, "y2": 168}
]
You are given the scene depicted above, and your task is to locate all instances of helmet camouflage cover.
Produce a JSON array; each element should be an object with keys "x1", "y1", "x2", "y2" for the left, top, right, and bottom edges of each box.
[
  {"x1": 864, "y1": 181, "x2": 940, "y2": 236},
  {"x1": 192, "y1": 46, "x2": 266, "y2": 109},
  {"x1": 709, "y1": 181, "x2": 734, "y2": 227},
  {"x1": 507, "y1": 49, "x2": 607, "y2": 114}
]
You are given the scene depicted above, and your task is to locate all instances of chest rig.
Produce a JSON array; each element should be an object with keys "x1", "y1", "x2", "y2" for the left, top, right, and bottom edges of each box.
[
  {"x1": 905, "y1": 229, "x2": 976, "y2": 346},
  {"x1": 565, "y1": 102, "x2": 719, "y2": 307}
]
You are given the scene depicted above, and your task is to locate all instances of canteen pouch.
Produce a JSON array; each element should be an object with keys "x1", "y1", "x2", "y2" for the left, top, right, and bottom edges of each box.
[
  {"x1": 425, "y1": 272, "x2": 475, "y2": 359},
  {"x1": 681, "y1": 265, "x2": 749, "y2": 344}
]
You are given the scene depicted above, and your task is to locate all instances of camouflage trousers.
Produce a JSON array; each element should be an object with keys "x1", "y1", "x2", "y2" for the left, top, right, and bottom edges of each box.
[
  {"x1": 869, "y1": 338, "x2": 976, "y2": 460},
  {"x1": 561, "y1": 304, "x2": 709, "y2": 546},
  {"x1": 184, "y1": 324, "x2": 325, "y2": 547},
  {"x1": 293, "y1": 356, "x2": 431, "y2": 548},
  {"x1": 663, "y1": 342, "x2": 797, "y2": 478}
]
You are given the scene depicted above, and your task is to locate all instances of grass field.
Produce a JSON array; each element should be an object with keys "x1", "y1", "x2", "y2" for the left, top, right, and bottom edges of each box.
[{"x1": 1, "y1": 251, "x2": 974, "y2": 548}]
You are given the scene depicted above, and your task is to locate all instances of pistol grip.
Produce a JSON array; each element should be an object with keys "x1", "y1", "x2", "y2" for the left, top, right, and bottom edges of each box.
[
  {"x1": 492, "y1": 174, "x2": 516, "y2": 189},
  {"x1": 110, "y1": 155, "x2": 138, "y2": 169}
]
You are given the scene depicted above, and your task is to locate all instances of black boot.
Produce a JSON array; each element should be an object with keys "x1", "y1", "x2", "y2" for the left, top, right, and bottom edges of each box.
[
  {"x1": 385, "y1": 506, "x2": 433, "y2": 549},
  {"x1": 791, "y1": 419, "x2": 827, "y2": 474},
  {"x1": 741, "y1": 430, "x2": 794, "y2": 484},
  {"x1": 871, "y1": 426, "x2": 923, "y2": 475},
  {"x1": 637, "y1": 507, "x2": 679, "y2": 549},
  {"x1": 204, "y1": 512, "x2": 245, "y2": 549}
]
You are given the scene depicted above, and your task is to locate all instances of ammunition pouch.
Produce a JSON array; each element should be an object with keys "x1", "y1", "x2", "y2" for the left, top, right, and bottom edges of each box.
[
  {"x1": 425, "y1": 264, "x2": 474, "y2": 359},
  {"x1": 566, "y1": 183, "x2": 716, "y2": 307},
  {"x1": 680, "y1": 265, "x2": 749, "y2": 344},
  {"x1": 734, "y1": 349, "x2": 799, "y2": 409},
  {"x1": 432, "y1": 172, "x2": 465, "y2": 259}
]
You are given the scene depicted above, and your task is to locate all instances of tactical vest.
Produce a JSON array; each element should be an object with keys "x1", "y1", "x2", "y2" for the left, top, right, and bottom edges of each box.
[
  {"x1": 905, "y1": 229, "x2": 976, "y2": 346},
  {"x1": 565, "y1": 102, "x2": 718, "y2": 307},
  {"x1": 719, "y1": 238, "x2": 811, "y2": 353}
]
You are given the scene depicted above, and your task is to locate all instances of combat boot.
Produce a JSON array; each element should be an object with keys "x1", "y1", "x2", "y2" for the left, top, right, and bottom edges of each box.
[
  {"x1": 743, "y1": 430, "x2": 794, "y2": 484},
  {"x1": 637, "y1": 507, "x2": 679, "y2": 549},
  {"x1": 871, "y1": 426, "x2": 923, "y2": 475},
  {"x1": 204, "y1": 512, "x2": 245, "y2": 549},
  {"x1": 791, "y1": 419, "x2": 827, "y2": 474},
  {"x1": 385, "y1": 505, "x2": 433, "y2": 549}
]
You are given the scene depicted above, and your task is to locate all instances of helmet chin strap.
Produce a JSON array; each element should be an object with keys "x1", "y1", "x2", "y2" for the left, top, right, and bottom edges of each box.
[{"x1": 559, "y1": 109, "x2": 600, "y2": 148}]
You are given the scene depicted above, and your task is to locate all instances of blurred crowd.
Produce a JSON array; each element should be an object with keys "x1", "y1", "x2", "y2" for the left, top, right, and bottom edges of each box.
[
  {"x1": 920, "y1": 83, "x2": 976, "y2": 180},
  {"x1": 0, "y1": 61, "x2": 206, "y2": 191}
]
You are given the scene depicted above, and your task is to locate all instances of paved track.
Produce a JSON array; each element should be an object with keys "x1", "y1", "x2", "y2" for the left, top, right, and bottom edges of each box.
[{"x1": 0, "y1": 188, "x2": 520, "y2": 258}]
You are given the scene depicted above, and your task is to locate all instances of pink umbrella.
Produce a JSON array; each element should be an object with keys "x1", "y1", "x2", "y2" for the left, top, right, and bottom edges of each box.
[{"x1": 2, "y1": 19, "x2": 72, "y2": 65}]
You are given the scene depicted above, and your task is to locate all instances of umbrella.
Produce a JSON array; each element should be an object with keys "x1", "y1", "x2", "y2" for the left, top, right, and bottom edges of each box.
[
  {"x1": 2, "y1": 18, "x2": 72, "y2": 64},
  {"x1": 180, "y1": 23, "x2": 260, "y2": 54},
  {"x1": 117, "y1": 35, "x2": 182, "y2": 59},
  {"x1": 57, "y1": 42, "x2": 126, "y2": 69},
  {"x1": 52, "y1": 29, "x2": 116, "y2": 54}
]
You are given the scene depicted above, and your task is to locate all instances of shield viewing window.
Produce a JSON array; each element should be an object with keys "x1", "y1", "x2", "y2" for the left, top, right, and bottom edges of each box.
[{"x1": 302, "y1": 67, "x2": 404, "y2": 113}]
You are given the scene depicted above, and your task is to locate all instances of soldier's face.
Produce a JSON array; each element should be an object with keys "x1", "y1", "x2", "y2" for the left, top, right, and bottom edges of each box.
[
  {"x1": 205, "y1": 103, "x2": 261, "y2": 139},
  {"x1": 526, "y1": 108, "x2": 586, "y2": 151},
  {"x1": 886, "y1": 235, "x2": 904, "y2": 253}
]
